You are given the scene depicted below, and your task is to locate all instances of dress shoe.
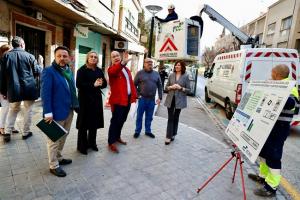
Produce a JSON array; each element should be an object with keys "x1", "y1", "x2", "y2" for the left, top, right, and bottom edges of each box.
[
  {"x1": 59, "y1": 159, "x2": 72, "y2": 165},
  {"x1": 117, "y1": 138, "x2": 127, "y2": 145},
  {"x1": 12, "y1": 129, "x2": 19, "y2": 134},
  {"x1": 145, "y1": 132, "x2": 155, "y2": 138},
  {"x1": 133, "y1": 132, "x2": 140, "y2": 138},
  {"x1": 254, "y1": 184, "x2": 276, "y2": 197},
  {"x1": 22, "y1": 132, "x2": 32, "y2": 140},
  {"x1": 248, "y1": 173, "x2": 265, "y2": 184},
  {"x1": 2, "y1": 134, "x2": 11, "y2": 143},
  {"x1": 171, "y1": 136, "x2": 175, "y2": 141},
  {"x1": 90, "y1": 146, "x2": 99, "y2": 151},
  {"x1": 50, "y1": 167, "x2": 66, "y2": 177},
  {"x1": 108, "y1": 144, "x2": 119, "y2": 153},
  {"x1": 165, "y1": 138, "x2": 171, "y2": 145}
]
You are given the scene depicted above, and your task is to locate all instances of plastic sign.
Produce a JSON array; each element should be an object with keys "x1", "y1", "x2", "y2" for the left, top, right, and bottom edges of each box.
[
  {"x1": 225, "y1": 80, "x2": 296, "y2": 163},
  {"x1": 74, "y1": 25, "x2": 89, "y2": 38},
  {"x1": 155, "y1": 19, "x2": 201, "y2": 61}
]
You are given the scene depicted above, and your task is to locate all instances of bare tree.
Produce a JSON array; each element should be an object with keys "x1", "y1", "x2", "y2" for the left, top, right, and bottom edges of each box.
[{"x1": 202, "y1": 47, "x2": 217, "y2": 69}]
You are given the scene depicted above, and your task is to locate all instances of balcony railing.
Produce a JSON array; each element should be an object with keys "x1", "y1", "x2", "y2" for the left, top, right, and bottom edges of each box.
[{"x1": 125, "y1": 17, "x2": 138, "y2": 37}]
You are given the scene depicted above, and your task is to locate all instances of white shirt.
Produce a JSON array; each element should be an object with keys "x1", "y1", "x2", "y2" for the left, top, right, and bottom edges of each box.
[{"x1": 122, "y1": 68, "x2": 131, "y2": 95}]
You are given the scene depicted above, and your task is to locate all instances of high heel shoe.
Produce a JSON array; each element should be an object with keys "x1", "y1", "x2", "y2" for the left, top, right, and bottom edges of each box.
[{"x1": 165, "y1": 138, "x2": 171, "y2": 145}]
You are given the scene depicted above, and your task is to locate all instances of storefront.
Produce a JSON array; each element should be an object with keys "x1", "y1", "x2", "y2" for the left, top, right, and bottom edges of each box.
[{"x1": 75, "y1": 30, "x2": 101, "y2": 69}]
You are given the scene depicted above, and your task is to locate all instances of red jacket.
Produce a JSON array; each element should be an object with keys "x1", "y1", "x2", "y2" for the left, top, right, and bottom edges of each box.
[{"x1": 108, "y1": 62, "x2": 137, "y2": 108}]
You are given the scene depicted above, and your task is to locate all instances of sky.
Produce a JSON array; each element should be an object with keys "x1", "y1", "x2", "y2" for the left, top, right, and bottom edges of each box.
[{"x1": 142, "y1": 0, "x2": 278, "y2": 51}]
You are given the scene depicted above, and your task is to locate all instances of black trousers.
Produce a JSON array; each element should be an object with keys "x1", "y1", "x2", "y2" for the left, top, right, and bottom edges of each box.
[
  {"x1": 259, "y1": 122, "x2": 290, "y2": 169},
  {"x1": 108, "y1": 103, "x2": 131, "y2": 145},
  {"x1": 77, "y1": 128, "x2": 97, "y2": 151},
  {"x1": 166, "y1": 97, "x2": 181, "y2": 139}
]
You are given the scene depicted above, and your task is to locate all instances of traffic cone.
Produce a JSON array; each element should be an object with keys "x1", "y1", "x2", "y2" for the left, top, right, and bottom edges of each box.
[{"x1": 105, "y1": 90, "x2": 111, "y2": 108}]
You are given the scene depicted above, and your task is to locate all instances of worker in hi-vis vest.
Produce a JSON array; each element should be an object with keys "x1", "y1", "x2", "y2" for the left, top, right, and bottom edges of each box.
[{"x1": 248, "y1": 64, "x2": 299, "y2": 197}]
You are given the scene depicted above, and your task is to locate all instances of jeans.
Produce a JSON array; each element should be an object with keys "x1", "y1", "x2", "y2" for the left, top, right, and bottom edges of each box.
[
  {"x1": 166, "y1": 97, "x2": 181, "y2": 139},
  {"x1": 5, "y1": 100, "x2": 35, "y2": 135},
  {"x1": 135, "y1": 97, "x2": 155, "y2": 134}
]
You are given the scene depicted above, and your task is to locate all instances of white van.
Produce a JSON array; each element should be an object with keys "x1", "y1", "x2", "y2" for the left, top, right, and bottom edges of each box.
[{"x1": 204, "y1": 48, "x2": 300, "y2": 119}]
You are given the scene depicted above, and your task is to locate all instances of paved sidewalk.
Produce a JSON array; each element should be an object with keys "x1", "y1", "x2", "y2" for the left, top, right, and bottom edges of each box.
[{"x1": 0, "y1": 103, "x2": 288, "y2": 200}]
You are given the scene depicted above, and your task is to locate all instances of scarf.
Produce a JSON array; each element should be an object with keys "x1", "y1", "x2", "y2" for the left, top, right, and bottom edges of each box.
[{"x1": 52, "y1": 61, "x2": 79, "y2": 110}]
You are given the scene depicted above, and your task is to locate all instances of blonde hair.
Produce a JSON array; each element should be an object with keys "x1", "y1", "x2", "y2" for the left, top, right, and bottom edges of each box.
[
  {"x1": 273, "y1": 64, "x2": 290, "y2": 79},
  {"x1": 85, "y1": 51, "x2": 99, "y2": 66},
  {"x1": 0, "y1": 44, "x2": 11, "y2": 58}
]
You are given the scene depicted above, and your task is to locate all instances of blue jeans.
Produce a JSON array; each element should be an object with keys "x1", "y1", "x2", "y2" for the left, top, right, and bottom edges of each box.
[{"x1": 135, "y1": 97, "x2": 155, "y2": 134}]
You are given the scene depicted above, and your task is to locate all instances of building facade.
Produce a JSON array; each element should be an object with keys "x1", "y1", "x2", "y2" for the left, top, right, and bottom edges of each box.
[
  {"x1": 0, "y1": 0, "x2": 145, "y2": 75},
  {"x1": 263, "y1": 0, "x2": 300, "y2": 51},
  {"x1": 213, "y1": 0, "x2": 300, "y2": 53}
]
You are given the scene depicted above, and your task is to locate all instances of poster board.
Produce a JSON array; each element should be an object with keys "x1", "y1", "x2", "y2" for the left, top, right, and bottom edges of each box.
[{"x1": 225, "y1": 80, "x2": 295, "y2": 163}]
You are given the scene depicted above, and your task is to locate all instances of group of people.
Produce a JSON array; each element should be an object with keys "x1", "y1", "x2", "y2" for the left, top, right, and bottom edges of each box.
[
  {"x1": 0, "y1": 8, "x2": 296, "y2": 196},
  {"x1": 0, "y1": 36, "x2": 191, "y2": 178}
]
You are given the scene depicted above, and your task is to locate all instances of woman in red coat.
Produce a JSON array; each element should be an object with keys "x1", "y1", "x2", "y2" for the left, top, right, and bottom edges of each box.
[{"x1": 107, "y1": 51, "x2": 137, "y2": 153}]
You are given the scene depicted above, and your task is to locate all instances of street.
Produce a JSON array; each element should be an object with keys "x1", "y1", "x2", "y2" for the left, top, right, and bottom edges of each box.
[{"x1": 158, "y1": 75, "x2": 300, "y2": 198}]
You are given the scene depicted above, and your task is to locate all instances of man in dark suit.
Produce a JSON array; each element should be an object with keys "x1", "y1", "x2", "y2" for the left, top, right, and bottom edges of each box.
[
  {"x1": 0, "y1": 36, "x2": 39, "y2": 143},
  {"x1": 41, "y1": 46, "x2": 79, "y2": 177}
]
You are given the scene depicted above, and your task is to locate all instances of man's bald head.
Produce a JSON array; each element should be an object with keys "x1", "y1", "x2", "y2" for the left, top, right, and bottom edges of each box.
[
  {"x1": 144, "y1": 58, "x2": 153, "y2": 72},
  {"x1": 271, "y1": 64, "x2": 290, "y2": 80},
  {"x1": 111, "y1": 51, "x2": 121, "y2": 64}
]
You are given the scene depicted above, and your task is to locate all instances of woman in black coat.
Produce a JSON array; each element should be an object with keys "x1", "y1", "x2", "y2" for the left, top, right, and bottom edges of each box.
[{"x1": 76, "y1": 51, "x2": 107, "y2": 155}]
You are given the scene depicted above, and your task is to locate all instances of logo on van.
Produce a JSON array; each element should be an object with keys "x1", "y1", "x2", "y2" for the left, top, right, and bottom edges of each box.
[{"x1": 159, "y1": 34, "x2": 178, "y2": 52}]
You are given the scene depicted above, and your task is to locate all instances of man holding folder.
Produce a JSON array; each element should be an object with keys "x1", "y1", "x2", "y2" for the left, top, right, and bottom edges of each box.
[{"x1": 41, "y1": 46, "x2": 79, "y2": 177}]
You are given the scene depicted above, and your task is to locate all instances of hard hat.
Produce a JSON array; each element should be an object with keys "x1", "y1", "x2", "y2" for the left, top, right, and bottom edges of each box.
[{"x1": 168, "y1": 4, "x2": 175, "y2": 9}]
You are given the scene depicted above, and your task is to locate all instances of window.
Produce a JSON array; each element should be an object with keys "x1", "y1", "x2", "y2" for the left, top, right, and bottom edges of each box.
[
  {"x1": 267, "y1": 23, "x2": 276, "y2": 35},
  {"x1": 281, "y1": 16, "x2": 292, "y2": 30}
]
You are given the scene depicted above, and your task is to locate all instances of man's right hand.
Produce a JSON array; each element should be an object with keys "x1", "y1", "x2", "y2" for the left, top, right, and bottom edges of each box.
[
  {"x1": 121, "y1": 51, "x2": 132, "y2": 66},
  {"x1": 44, "y1": 117, "x2": 53, "y2": 124}
]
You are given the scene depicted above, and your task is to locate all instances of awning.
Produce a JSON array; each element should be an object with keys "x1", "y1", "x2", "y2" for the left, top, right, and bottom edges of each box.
[{"x1": 127, "y1": 41, "x2": 145, "y2": 54}]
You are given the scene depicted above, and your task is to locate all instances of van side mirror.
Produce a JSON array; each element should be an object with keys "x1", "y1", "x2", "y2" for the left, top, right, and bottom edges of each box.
[
  {"x1": 204, "y1": 71, "x2": 213, "y2": 78},
  {"x1": 204, "y1": 70, "x2": 209, "y2": 78}
]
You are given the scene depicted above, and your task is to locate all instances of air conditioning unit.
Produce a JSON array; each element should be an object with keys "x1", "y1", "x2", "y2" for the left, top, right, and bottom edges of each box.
[{"x1": 114, "y1": 41, "x2": 128, "y2": 50}]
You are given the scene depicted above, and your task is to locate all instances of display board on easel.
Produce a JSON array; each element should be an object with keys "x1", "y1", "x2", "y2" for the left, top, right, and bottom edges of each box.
[{"x1": 225, "y1": 80, "x2": 296, "y2": 163}]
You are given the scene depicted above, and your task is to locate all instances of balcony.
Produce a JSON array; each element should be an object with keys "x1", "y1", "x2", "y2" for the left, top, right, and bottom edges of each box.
[{"x1": 125, "y1": 17, "x2": 139, "y2": 37}]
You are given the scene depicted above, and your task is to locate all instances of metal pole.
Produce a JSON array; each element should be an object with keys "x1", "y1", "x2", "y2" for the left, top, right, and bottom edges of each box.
[{"x1": 148, "y1": 15, "x2": 155, "y2": 58}]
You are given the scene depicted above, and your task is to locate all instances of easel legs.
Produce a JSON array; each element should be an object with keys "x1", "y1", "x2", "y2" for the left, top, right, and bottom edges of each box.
[{"x1": 196, "y1": 151, "x2": 247, "y2": 200}]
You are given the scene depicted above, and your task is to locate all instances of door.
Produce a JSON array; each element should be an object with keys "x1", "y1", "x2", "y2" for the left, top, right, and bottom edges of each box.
[
  {"x1": 78, "y1": 45, "x2": 92, "y2": 68},
  {"x1": 16, "y1": 24, "x2": 45, "y2": 62}
]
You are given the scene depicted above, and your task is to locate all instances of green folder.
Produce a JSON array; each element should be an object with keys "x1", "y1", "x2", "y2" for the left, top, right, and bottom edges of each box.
[{"x1": 36, "y1": 119, "x2": 68, "y2": 142}]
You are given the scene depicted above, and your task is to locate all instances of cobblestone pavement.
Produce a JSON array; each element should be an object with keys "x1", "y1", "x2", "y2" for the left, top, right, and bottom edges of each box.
[{"x1": 0, "y1": 103, "x2": 289, "y2": 200}]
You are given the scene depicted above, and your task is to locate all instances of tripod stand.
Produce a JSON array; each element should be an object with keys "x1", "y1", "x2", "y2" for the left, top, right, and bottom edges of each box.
[{"x1": 196, "y1": 145, "x2": 247, "y2": 200}]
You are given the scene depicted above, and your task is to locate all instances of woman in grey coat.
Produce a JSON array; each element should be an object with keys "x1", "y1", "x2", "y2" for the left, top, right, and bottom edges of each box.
[{"x1": 164, "y1": 61, "x2": 190, "y2": 145}]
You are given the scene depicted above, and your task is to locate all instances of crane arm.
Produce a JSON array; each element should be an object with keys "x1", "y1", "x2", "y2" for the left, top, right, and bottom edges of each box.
[{"x1": 199, "y1": 4, "x2": 254, "y2": 45}]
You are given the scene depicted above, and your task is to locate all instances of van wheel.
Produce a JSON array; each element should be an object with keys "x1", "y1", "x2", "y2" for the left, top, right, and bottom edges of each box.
[
  {"x1": 205, "y1": 88, "x2": 211, "y2": 103},
  {"x1": 225, "y1": 100, "x2": 233, "y2": 120}
]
